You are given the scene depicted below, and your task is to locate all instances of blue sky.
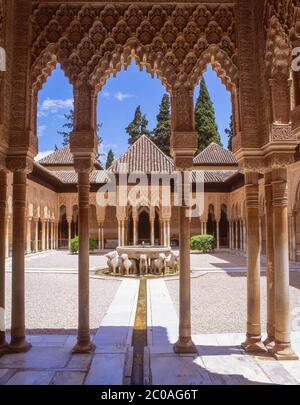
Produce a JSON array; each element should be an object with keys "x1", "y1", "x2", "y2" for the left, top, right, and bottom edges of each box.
[{"x1": 37, "y1": 62, "x2": 231, "y2": 162}]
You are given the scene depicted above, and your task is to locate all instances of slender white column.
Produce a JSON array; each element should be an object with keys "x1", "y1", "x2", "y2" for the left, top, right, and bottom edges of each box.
[
  {"x1": 243, "y1": 220, "x2": 247, "y2": 252},
  {"x1": 41, "y1": 220, "x2": 46, "y2": 251},
  {"x1": 291, "y1": 213, "x2": 297, "y2": 262},
  {"x1": 216, "y1": 221, "x2": 220, "y2": 249},
  {"x1": 101, "y1": 226, "x2": 104, "y2": 249},
  {"x1": 34, "y1": 219, "x2": 38, "y2": 252},
  {"x1": 98, "y1": 226, "x2": 101, "y2": 250},
  {"x1": 133, "y1": 219, "x2": 137, "y2": 245},
  {"x1": 26, "y1": 218, "x2": 32, "y2": 254},
  {"x1": 240, "y1": 221, "x2": 243, "y2": 251},
  {"x1": 150, "y1": 220, "x2": 155, "y2": 246},
  {"x1": 5, "y1": 216, "x2": 10, "y2": 258},
  {"x1": 68, "y1": 221, "x2": 72, "y2": 250}
]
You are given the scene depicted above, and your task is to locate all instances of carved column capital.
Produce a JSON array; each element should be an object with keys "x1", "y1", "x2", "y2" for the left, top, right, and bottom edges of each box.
[
  {"x1": 6, "y1": 155, "x2": 33, "y2": 174},
  {"x1": 73, "y1": 156, "x2": 94, "y2": 174}
]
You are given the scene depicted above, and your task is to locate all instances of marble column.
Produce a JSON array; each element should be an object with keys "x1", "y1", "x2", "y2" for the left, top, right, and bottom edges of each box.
[
  {"x1": 133, "y1": 218, "x2": 138, "y2": 245},
  {"x1": 240, "y1": 221, "x2": 243, "y2": 251},
  {"x1": 72, "y1": 170, "x2": 94, "y2": 353},
  {"x1": 243, "y1": 220, "x2": 247, "y2": 252},
  {"x1": 9, "y1": 169, "x2": 32, "y2": 352},
  {"x1": 5, "y1": 216, "x2": 10, "y2": 258},
  {"x1": 271, "y1": 168, "x2": 297, "y2": 359},
  {"x1": 41, "y1": 220, "x2": 46, "y2": 251},
  {"x1": 51, "y1": 221, "x2": 54, "y2": 249},
  {"x1": 101, "y1": 225, "x2": 104, "y2": 250},
  {"x1": 150, "y1": 219, "x2": 155, "y2": 246},
  {"x1": 291, "y1": 213, "x2": 297, "y2": 262},
  {"x1": 229, "y1": 222, "x2": 232, "y2": 248},
  {"x1": 26, "y1": 218, "x2": 32, "y2": 254},
  {"x1": 242, "y1": 172, "x2": 265, "y2": 353},
  {"x1": 67, "y1": 220, "x2": 72, "y2": 250},
  {"x1": 45, "y1": 220, "x2": 49, "y2": 250},
  {"x1": 174, "y1": 205, "x2": 197, "y2": 354},
  {"x1": 98, "y1": 225, "x2": 101, "y2": 250},
  {"x1": 170, "y1": 86, "x2": 197, "y2": 354},
  {"x1": 264, "y1": 171, "x2": 275, "y2": 347},
  {"x1": 216, "y1": 221, "x2": 220, "y2": 249},
  {"x1": 34, "y1": 219, "x2": 39, "y2": 252},
  {"x1": 0, "y1": 171, "x2": 8, "y2": 352}
]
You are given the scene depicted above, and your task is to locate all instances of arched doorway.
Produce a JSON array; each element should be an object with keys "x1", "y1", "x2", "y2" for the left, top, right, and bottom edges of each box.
[
  {"x1": 138, "y1": 209, "x2": 150, "y2": 244},
  {"x1": 59, "y1": 205, "x2": 68, "y2": 248},
  {"x1": 220, "y1": 204, "x2": 229, "y2": 247},
  {"x1": 207, "y1": 204, "x2": 216, "y2": 239}
]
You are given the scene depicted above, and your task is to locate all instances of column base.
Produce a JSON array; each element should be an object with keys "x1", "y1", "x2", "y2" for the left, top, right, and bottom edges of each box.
[
  {"x1": 173, "y1": 337, "x2": 198, "y2": 354},
  {"x1": 8, "y1": 337, "x2": 32, "y2": 353},
  {"x1": 72, "y1": 339, "x2": 95, "y2": 354},
  {"x1": 271, "y1": 341, "x2": 299, "y2": 360},
  {"x1": 263, "y1": 335, "x2": 275, "y2": 351},
  {"x1": 241, "y1": 335, "x2": 267, "y2": 354}
]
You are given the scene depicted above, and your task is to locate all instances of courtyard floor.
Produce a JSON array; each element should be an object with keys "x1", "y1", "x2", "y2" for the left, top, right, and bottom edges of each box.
[{"x1": 1, "y1": 250, "x2": 300, "y2": 385}]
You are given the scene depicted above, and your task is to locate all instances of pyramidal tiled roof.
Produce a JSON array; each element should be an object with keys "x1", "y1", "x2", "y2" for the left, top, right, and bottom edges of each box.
[
  {"x1": 193, "y1": 143, "x2": 237, "y2": 165},
  {"x1": 38, "y1": 145, "x2": 74, "y2": 165},
  {"x1": 110, "y1": 135, "x2": 175, "y2": 173}
]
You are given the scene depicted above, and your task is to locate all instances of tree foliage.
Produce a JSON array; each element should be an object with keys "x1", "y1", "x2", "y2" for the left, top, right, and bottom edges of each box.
[
  {"x1": 225, "y1": 115, "x2": 234, "y2": 151},
  {"x1": 195, "y1": 78, "x2": 222, "y2": 152},
  {"x1": 152, "y1": 93, "x2": 171, "y2": 156},
  {"x1": 105, "y1": 149, "x2": 115, "y2": 169},
  {"x1": 125, "y1": 105, "x2": 150, "y2": 145}
]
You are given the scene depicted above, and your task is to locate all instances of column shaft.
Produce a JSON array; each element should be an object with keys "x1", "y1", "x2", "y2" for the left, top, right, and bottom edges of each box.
[
  {"x1": 150, "y1": 220, "x2": 155, "y2": 246},
  {"x1": 242, "y1": 172, "x2": 265, "y2": 353},
  {"x1": 272, "y1": 168, "x2": 297, "y2": 359},
  {"x1": 216, "y1": 221, "x2": 220, "y2": 249},
  {"x1": 173, "y1": 206, "x2": 197, "y2": 353},
  {"x1": 26, "y1": 219, "x2": 31, "y2": 254},
  {"x1": 0, "y1": 172, "x2": 8, "y2": 350},
  {"x1": 73, "y1": 171, "x2": 94, "y2": 353},
  {"x1": 264, "y1": 172, "x2": 275, "y2": 346},
  {"x1": 10, "y1": 171, "x2": 31, "y2": 352}
]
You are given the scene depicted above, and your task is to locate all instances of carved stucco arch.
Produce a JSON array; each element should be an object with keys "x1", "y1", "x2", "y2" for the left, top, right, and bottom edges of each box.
[{"x1": 30, "y1": 2, "x2": 237, "y2": 94}]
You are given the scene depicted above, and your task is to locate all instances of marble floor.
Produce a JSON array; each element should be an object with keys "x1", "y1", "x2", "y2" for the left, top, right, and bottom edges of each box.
[{"x1": 1, "y1": 271, "x2": 300, "y2": 385}]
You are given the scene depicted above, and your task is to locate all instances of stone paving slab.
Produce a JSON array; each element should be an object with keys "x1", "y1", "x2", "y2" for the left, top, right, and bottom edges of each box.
[{"x1": 148, "y1": 280, "x2": 300, "y2": 385}]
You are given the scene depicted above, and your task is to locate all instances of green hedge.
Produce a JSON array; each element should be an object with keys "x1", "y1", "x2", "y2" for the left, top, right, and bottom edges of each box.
[
  {"x1": 190, "y1": 234, "x2": 215, "y2": 253},
  {"x1": 70, "y1": 236, "x2": 98, "y2": 254}
]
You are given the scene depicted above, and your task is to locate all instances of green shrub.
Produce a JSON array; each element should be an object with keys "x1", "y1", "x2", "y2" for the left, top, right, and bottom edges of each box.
[
  {"x1": 70, "y1": 236, "x2": 98, "y2": 253},
  {"x1": 190, "y1": 234, "x2": 215, "y2": 253},
  {"x1": 70, "y1": 236, "x2": 79, "y2": 254},
  {"x1": 89, "y1": 237, "x2": 97, "y2": 252}
]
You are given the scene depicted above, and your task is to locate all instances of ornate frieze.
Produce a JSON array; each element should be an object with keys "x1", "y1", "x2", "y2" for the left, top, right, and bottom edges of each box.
[{"x1": 30, "y1": 2, "x2": 238, "y2": 91}]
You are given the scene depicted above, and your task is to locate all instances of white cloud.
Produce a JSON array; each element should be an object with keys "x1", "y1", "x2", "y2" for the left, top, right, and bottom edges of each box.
[
  {"x1": 102, "y1": 90, "x2": 110, "y2": 98},
  {"x1": 114, "y1": 91, "x2": 134, "y2": 102},
  {"x1": 35, "y1": 150, "x2": 54, "y2": 161},
  {"x1": 38, "y1": 97, "x2": 73, "y2": 117},
  {"x1": 37, "y1": 125, "x2": 47, "y2": 137}
]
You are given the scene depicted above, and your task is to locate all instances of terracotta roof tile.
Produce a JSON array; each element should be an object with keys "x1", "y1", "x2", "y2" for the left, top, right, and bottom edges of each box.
[
  {"x1": 193, "y1": 143, "x2": 237, "y2": 165},
  {"x1": 38, "y1": 145, "x2": 74, "y2": 165},
  {"x1": 109, "y1": 135, "x2": 175, "y2": 174},
  {"x1": 53, "y1": 170, "x2": 108, "y2": 184}
]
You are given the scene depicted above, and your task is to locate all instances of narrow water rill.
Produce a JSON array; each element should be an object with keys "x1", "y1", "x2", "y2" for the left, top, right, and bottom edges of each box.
[{"x1": 131, "y1": 278, "x2": 147, "y2": 385}]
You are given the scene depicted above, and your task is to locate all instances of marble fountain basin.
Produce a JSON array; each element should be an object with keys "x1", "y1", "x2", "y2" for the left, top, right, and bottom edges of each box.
[{"x1": 116, "y1": 245, "x2": 171, "y2": 260}]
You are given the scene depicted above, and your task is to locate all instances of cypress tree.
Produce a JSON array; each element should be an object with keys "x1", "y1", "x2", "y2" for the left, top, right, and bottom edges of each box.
[
  {"x1": 225, "y1": 115, "x2": 234, "y2": 151},
  {"x1": 125, "y1": 105, "x2": 149, "y2": 145},
  {"x1": 195, "y1": 78, "x2": 222, "y2": 152},
  {"x1": 105, "y1": 149, "x2": 115, "y2": 169},
  {"x1": 152, "y1": 93, "x2": 171, "y2": 156}
]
